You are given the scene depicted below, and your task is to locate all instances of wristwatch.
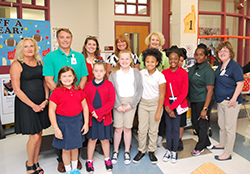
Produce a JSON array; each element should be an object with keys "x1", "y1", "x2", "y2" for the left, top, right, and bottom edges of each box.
[{"x1": 203, "y1": 107, "x2": 208, "y2": 111}]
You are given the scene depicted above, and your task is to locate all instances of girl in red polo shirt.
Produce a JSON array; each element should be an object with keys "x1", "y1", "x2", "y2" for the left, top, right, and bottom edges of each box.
[
  {"x1": 162, "y1": 50, "x2": 189, "y2": 163},
  {"x1": 49, "y1": 66, "x2": 89, "y2": 174},
  {"x1": 84, "y1": 61, "x2": 115, "y2": 173}
]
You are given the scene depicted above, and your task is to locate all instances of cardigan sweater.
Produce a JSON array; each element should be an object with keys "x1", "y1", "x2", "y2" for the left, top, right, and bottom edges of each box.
[
  {"x1": 162, "y1": 67, "x2": 189, "y2": 110},
  {"x1": 109, "y1": 68, "x2": 143, "y2": 109},
  {"x1": 84, "y1": 79, "x2": 115, "y2": 127}
]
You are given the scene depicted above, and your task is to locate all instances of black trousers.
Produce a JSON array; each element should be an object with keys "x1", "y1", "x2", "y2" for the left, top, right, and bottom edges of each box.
[
  {"x1": 158, "y1": 112, "x2": 166, "y2": 137},
  {"x1": 191, "y1": 100, "x2": 214, "y2": 151}
]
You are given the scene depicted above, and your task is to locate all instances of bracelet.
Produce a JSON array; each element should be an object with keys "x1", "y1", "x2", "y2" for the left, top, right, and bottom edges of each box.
[
  {"x1": 45, "y1": 98, "x2": 49, "y2": 102},
  {"x1": 54, "y1": 128, "x2": 59, "y2": 131}
]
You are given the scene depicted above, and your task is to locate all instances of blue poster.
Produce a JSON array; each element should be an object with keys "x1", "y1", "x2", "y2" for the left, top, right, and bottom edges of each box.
[{"x1": 0, "y1": 18, "x2": 51, "y2": 66}]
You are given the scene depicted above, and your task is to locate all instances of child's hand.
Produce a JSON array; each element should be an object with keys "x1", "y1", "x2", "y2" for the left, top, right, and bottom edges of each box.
[
  {"x1": 81, "y1": 124, "x2": 89, "y2": 135},
  {"x1": 91, "y1": 111, "x2": 98, "y2": 119},
  {"x1": 169, "y1": 111, "x2": 176, "y2": 118},
  {"x1": 55, "y1": 129, "x2": 63, "y2": 139},
  {"x1": 155, "y1": 112, "x2": 161, "y2": 121},
  {"x1": 124, "y1": 104, "x2": 132, "y2": 112},
  {"x1": 117, "y1": 106, "x2": 125, "y2": 112},
  {"x1": 165, "y1": 106, "x2": 172, "y2": 114}
]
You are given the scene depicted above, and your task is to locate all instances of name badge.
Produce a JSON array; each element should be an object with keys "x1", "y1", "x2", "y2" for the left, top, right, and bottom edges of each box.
[
  {"x1": 220, "y1": 68, "x2": 226, "y2": 76},
  {"x1": 71, "y1": 54, "x2": 77, "y2": 65}
]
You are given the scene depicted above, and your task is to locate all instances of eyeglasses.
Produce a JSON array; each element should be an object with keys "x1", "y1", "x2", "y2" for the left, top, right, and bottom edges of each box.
[{"x1": 218, "y1": 50, "x2": 229, "y2": 54}]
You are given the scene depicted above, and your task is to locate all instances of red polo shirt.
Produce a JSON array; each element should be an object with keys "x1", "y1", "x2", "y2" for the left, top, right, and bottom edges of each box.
[
  {"x1": 162, "y1": 67, "x2": 189, "y2": 110},
  {"x1": 49, "y1": 86, "x2": 86, "y2": 116}
]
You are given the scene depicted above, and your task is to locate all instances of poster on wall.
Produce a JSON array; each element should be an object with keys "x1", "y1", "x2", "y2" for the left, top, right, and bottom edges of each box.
[
  {"x1": 0, "y1": 74, "x2": 15, "y2": 124},
  {"x1": 0, "y1": 18, "x2": 51, "y2": 66},
  {"x1": 185, "y1": 44, "x2": 196, "y2": 71}
]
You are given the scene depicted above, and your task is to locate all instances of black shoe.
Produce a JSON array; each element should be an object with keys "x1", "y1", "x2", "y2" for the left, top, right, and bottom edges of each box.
[
  {"x1": 148, "y1": 151, "x2": 158, "y2": 164},
  {"x1": 133, "y1": 151, "x2": 145, "y2": 163},
  {"x1": 177, "y1": 139, "x2": 183, "y2": 151}
]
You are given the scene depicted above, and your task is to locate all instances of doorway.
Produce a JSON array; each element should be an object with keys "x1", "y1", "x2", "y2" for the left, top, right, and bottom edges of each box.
[{"x1": 115, "y1": 22, "x2": 150, "y2": 55}]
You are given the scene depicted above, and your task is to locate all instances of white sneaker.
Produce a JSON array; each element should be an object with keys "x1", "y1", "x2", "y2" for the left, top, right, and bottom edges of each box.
[
  {"x1": 206, "y1": 144, "x2": 213, "y2": 150},
  {"x1": 111, "y1": 151, "x2": 119, "y2": 164},
  {"x1": 170, "y1": 151, "x2": 178, "y2": 164},
  {"x1": 157, "y1": 136, "x2": 163, "y2": 147},
  {"x1": 124, "y1": 152, "x2": 131, "y2": 165},
  {"x1": 162, "y1": 150, "x2": 171, "y2": 162}
]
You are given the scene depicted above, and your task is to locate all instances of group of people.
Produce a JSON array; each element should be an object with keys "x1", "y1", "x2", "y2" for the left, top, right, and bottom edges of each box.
[{"x1": 10, "y1": 28, "x2": 244, "y2": 174}]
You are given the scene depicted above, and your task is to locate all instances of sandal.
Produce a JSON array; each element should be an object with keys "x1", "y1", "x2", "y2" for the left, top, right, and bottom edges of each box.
[
  {"x1": 25, "y1": 161, "x2": 38, "y2": 174},
  {"x1": 34, "y1": 162, "x2": 44, "y2": 174}
]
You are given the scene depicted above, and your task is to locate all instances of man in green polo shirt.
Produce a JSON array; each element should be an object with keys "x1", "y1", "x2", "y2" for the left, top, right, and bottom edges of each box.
[{"x1": 43, "y1": 28, "x2": 88, "y2": 173}]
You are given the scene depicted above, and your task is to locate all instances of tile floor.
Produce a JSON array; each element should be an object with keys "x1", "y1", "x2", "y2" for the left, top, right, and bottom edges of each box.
[{"x1": 1, "y1": 106, "x2": 250, "y2": 174}]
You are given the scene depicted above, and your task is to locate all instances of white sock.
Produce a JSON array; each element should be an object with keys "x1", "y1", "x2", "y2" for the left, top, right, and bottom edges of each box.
[
  {"x1": 65, "y1": 164, "x2": 71, "y2": 172},
  {"x1": 71, "y1": 160, "x2": 78, "y2": 170},
  {"x1": 105, "y1": 157, "x2": 110, "y2": 161},
  {"x1": 87, "y1": 159, "x2": 93, "y2": 162}
]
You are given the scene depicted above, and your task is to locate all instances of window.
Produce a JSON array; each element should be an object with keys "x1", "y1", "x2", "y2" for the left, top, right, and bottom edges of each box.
[
  {"x1": 115, "y1": 0, "x2": 150, "y2": 16},
  {"x1": 0, "y1": 0, "x2": 49, "y2": 20},
  {"x1": 198, "y1": 0, "x2": 250, "y2": 65}
]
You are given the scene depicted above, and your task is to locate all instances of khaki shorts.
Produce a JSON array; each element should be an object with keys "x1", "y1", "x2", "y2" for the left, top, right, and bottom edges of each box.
[{"x1": 113, "y1": 97, "x2": 137, "y2": 128}]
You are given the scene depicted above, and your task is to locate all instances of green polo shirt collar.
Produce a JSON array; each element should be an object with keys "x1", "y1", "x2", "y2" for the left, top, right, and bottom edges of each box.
[{"x1": 58, "y1": 47, "x2": 73, "y2": 57}]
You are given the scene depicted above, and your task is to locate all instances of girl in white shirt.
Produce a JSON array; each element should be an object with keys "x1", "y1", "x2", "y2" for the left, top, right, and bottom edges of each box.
[
  {"x1": 133, "y1": 48, "x2": 166, "y2": 164},
  {"x1": 109, "y1": 50, "x2": 142, "y2": 165}
]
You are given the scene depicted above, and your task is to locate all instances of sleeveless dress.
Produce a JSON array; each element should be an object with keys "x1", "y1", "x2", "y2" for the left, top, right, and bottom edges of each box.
[{"x1": 14, "y1": 61, "x2": 50, "y2": 135}]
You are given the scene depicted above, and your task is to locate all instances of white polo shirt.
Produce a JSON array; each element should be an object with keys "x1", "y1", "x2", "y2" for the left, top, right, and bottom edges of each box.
[
  {"x1": 140, "y1": 69, "x2": 166, "y2": 99},
  {"x1": 117, "y1": 67, "x2": 135, "y2": 97}
]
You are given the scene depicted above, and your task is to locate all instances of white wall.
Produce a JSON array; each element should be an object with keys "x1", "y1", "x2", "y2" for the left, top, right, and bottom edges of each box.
[
  {"x1": 50, "y1": 0, "x2": 99, "y2": 52},
  {"x1": 50, "y1": 0, "x2": 163, "y2": 54}
]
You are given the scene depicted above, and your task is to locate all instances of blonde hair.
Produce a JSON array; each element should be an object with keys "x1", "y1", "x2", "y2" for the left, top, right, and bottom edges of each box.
[
  {"x1": 114, "y1": 34, "x2": 131, "y2": 57},
  {"x1": 14, "y1": 37, "x2": 41, "y2": 65},
  {"x1": 145, "y1": 32, "x2": 165, "y2": 47},
  {"x1": 111, "y1": 50, "x2": 134, "y2": 73}
]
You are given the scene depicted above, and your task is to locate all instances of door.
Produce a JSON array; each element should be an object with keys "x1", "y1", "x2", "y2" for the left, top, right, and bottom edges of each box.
[{"x1": 115, "y1": 22, "x2": 150, "y2": 55}]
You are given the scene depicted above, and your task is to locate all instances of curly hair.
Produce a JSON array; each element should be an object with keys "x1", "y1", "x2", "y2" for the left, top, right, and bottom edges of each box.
[
  {"x1": 114, "y1": 34, "x2": 131, "y2": 57},
  {"x1": 14, "y1": 37, "x2": 41, "y2": 65},
  {"x1": 111, "y1": 50, "x2": 134, "y2": 73},
  {"x1": 142, "y1": 48, "x2": 162, "y2": 67},
  {"x1": 145, "y1": 32, "x2": 165, "y2": 47},
  {"x1": 215, "y1": 41, "x2": 235, "y2": 60},
  {"x1": 82, "y1": 36, "x2": 101, "y2": 58}
]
